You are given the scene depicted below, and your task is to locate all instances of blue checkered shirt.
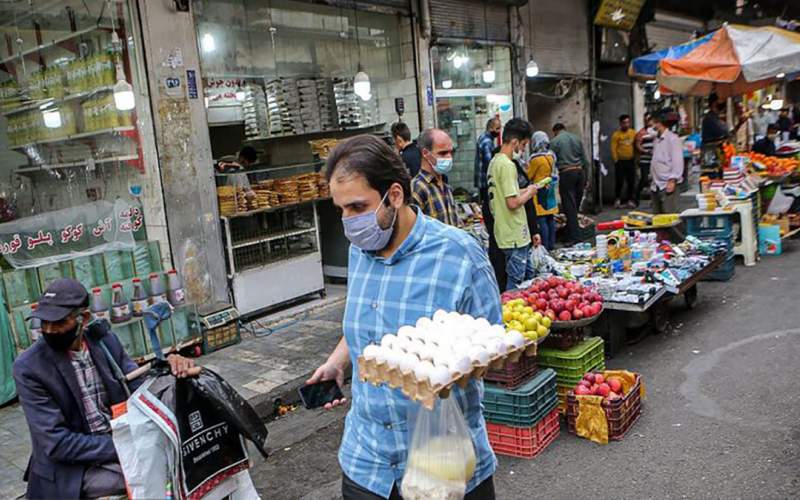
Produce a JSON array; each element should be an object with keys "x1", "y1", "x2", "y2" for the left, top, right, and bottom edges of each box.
[{"x1": 339, "y1": 210, "x2": 502, "y2": 497}]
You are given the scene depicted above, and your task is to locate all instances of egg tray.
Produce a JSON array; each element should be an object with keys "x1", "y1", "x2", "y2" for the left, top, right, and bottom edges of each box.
[{"x1": 357, "y1": 340, "x2": 537, "y2": 410}]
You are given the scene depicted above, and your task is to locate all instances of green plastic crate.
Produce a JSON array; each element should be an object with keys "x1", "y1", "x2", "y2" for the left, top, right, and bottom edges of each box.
[
  {"x1": 104, "y1": 250, "x2": 135, "y2": 283},
  {"x1": 3, "y1": 269, "x2": 40, "y2": 307},
  {"x1": 483, "y1": 369, "x2": 558, "y2": 427},
  {"x1": 538, "y1": 337, "x2": 605, "y2": 371},
  {"x1": 37, "y1": 261, "x2": 76, "y2": 291},
  {"x1": 554, "y1": 359, "x2": 607, "y2": 387},
  {"x1": 73, "y1": 254, "x2": 107, "y2": 289}
]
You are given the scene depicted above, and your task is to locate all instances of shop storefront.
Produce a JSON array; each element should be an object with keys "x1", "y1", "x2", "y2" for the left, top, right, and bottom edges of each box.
[
  {"x1": 0, "y1": 0, "x2": 200, "y2": 386},
  {"x1": 192, "y1": 0, "x2": 420, "y2": 314}
]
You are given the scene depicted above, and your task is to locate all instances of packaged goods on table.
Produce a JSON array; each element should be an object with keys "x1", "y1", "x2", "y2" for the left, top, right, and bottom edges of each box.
[{"x1": 357, "y1": 310, "x2": 540, "y2": 410}]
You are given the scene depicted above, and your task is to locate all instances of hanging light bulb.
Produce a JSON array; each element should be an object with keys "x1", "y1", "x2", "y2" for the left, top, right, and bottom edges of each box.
[
  {"x1": 482, "y1": 63, "x2": 496, "y2": 84},
  {"x1": 653, "y1": 89, "x2": 661, "y2": 100},
  {"x1": 42, "y1": 108, "x2": 62, "y2": 129},
  {"x1": 526, "y1": 58, "x2": 539, "y2": 78},
  {"x1": 201, "y1": 33, "x2": 216, "y2": 53},
  {"x1": 442, "y1": 79, "x2": 453, "y2": 89},
  {"x1": 113, "y1": 62, "x2": 135, "y2": 111},
  {"x1": 777, "y1": 73, "x2": 786, "y2": 79},
  {"x1": 235, "y1": 89, "x2": 246, "y2": 101},
  {"x1": 769, "y1": 99, "x2": 784, "y2": 111},
  {"x1": 353, "y1": 64, "x2": 371, "y2": 101}
]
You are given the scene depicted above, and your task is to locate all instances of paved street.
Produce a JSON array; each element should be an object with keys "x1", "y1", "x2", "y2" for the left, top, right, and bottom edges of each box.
[
  {"x1": 250, "y1": 245, "x2": 800, "y2": 499},
  {"x1": 2, "y1": 246, "x2": 798, "y2": 499}
]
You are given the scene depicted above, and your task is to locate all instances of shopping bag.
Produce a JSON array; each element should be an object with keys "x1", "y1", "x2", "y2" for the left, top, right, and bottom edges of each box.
[{"x1": 401, "y1": 396, "x2": 477, "y2": 500}]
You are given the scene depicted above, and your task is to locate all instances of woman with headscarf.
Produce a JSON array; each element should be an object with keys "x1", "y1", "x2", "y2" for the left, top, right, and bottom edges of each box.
[{"x1": 527, "y1": 131, "x2": 559, "y2": 250}]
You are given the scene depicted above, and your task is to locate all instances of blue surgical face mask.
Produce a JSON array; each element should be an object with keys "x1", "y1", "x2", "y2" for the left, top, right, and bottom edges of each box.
[
  {"x1": 433, "y1": 157, "x2": 453, "y2": 174},
  {"x1": 342, "y1": 191, "x2": 397, "y2": 251}
]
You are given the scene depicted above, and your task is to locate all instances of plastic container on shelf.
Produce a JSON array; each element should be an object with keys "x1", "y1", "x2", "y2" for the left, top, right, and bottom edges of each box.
[
  {"x1": 148, "y1": 273, "x2": 167, "y2": 305},
  {"x1": 484, "y1": 351, "x2": 538, "y2": 389},
  {"x1": 566, "y1": 372, "x2": 644, "y2": 442},
  {"x1": 131, "y1": 278, "x2": 149, "y2": 317},
  {"x1": 110, "y1": 283, "x2": 132, "y2": 324},
  {"x1": 482, "y1": 368, "x2": 557, "y2": 427},
  {"x1": 90, "y1": 287, "x2": 111, "y2": 323},
  {"x1": 486, "y1": 407, "x2": 560, "y2": 459},
  {"x1": 166, "y1": 269, "x2": 186, "y2": 306}
]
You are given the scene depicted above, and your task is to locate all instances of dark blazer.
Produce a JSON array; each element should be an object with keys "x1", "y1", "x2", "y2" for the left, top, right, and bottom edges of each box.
[{"x1": 12, "y1": 321, "x2": 142, "y2": 500}]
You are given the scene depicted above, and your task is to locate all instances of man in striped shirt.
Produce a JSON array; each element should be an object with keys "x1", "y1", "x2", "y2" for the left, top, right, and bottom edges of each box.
[
  {"x1": 634, "y1": 112, "x2": 656, "y2": 207},
  {"x1": 308, "y1": 135, "x2": 500, "y2": 499},
  {"x1": 411, "y1": 128, "x2": 460, "y2": 227}
]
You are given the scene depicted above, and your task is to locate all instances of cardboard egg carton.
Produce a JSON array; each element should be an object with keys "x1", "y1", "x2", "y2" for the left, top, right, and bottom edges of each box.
[{"x1": 357, "y1": 340, "x2": 537, "y2": 410}]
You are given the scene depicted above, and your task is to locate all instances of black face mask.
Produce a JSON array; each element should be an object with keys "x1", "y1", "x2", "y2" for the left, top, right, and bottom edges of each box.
[
  {"x1": 490, "y1": 130, "x2": 500, "y2": 138},
  {"x1": 42, "y1": 318, "x2": 82, "y2": 351}
]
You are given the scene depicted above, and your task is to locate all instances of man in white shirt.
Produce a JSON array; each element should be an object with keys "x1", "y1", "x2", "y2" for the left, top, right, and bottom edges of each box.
[{"x1": 650, "y1": 112, "x2": 684, "y2": 214}]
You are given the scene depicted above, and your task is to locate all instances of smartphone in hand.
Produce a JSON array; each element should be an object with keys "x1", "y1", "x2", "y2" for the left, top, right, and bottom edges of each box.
[{"x1": 298, "y1": 380, "x2": 344, "y2": 409}]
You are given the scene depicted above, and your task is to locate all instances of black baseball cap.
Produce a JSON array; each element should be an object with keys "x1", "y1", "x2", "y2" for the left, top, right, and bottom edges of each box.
[{"x1": 31, "y1": 278, "x2": 89, "y2": 322}]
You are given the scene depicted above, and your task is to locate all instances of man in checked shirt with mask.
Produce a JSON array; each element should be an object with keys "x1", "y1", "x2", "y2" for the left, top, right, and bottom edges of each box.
[{"x1": 306, "y1": 134, "x2": 501, "y2": 499}]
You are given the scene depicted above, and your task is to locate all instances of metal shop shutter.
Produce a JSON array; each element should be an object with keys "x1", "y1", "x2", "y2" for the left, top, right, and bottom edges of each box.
[
  {"x1": 527, "y1": 0, "x2": 590, "y2": 76},
  {"x1": 430, "y1": 0, "x2": 511, "y2": 42}
]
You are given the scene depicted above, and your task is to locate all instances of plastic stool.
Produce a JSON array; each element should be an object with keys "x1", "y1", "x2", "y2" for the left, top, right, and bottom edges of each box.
[{"x1": 728, "y1": 201, "x2": 758, "y2": 266}]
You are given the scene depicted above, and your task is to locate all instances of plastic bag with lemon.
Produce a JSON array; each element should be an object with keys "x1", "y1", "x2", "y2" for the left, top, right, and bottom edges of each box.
[{"x1": 401, "y1": 397, "x2": 477, "y2": 500}]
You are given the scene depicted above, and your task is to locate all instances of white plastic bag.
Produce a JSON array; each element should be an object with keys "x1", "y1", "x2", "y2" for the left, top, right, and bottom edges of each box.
[{"x1": 401, "y1": 397, "x2": 477, "y2": 500}]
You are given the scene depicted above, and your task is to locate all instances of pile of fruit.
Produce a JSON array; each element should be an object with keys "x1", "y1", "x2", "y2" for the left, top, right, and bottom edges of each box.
[
  {"x1": 502, "y1": 276, "x2": 604, "y2": 323},
  {"x1": 501, "y1": 298, "x2": 551, "y2": 341},
  {"x1": 746, "y1": 151, "x2": 800, "y2": 177},
  {"x1": 572, "y1": 372, "x2": 625, "y2": 400}
]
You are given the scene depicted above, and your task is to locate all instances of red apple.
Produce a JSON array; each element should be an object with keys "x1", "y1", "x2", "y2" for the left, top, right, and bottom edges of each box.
[
  {"x1": 594, "y1": 374, "x2": 605, "y2": 384},
  {"x1": 545, "y1": 310, "x2": 556, "y2": 321},
  {"x1": 536, "y1": 298, "x2": 548, "y2": 310},
  {"x1": 583, "y1": 373, "x2": 596, "y2": 384},
  {"x1": 596, "y1": 383, "x2": 611, "y2": 397},
  {"x1": 564, "y1": 299, "x2": 576, "y2": 311},
  {"x1": 575, "y1": 385, "x2": 592, "y2": 396},
  {"x1": 607, "y1": 391, "x2": 620, "y2": 400},
  {"x1": 558, "y1": 288, "x2": 569, "y2": 299},
  {"x1": 572, "y1": 308, "x2": 584, "y2": 319},
  {"x1": 558, "y1": 310, "x2": 572, "y2": 321},
  {"x1": 577, "y1": 379, "x2": 591, "y2": 388},
  {"x1": 568, "y1": 293, "x2": 581, "y2": 302},
  {"x1": 582, "y1": 305, "x2": 593, "y2": 318},
  {"x1": 607, "y1": 378, "x2": 622, "y2": 393}
]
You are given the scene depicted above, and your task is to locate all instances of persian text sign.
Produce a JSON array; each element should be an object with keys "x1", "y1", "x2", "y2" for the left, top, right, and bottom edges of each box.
[{"x1": 0, "y1": 200, "x2": 142, "y2": 269}]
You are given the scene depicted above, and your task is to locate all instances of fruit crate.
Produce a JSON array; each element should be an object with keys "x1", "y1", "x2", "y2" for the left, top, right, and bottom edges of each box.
[
  {"x1": 483, "y1": 368, "x2": 557, "y2": 427},
  {"x1": 202, "y1": 321, "x2": 241, "y2": 354},
  {"x1": 537, "y1": 337, "x2": 605, "y2": 386},
  {"x1": 540, "y1": 326, "x2": 586, "y2": 350},
  {"x1": 556, "y1": 384, "x2": 570, "y2": 415},
  {"x1": 487, "y1": 407, "x2": 560, "y2": 459},
  {"x1": 484, "y1": 351, "x2": 538, "y2": 389},
  {"x1": 566, "y1": 372, "x2": 643, "y2": 442}
]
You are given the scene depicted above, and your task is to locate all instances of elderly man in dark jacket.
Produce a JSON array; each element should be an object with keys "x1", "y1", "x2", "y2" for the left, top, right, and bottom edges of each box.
[{"x1": 13, "y1": 278, "x2": 198, "y2": 499}]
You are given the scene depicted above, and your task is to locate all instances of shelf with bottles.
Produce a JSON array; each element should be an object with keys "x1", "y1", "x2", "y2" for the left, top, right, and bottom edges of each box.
[
  {"x1": 9, "y1": 125, "x2": 136, "y2": 151},
  {"x1": 15, "y1": 154, "x2": 140, "y2": 175},
  {"x1": 1, "y1": 85, "x2": 115, "y2": 117},
  {"x1": 0, "y1": 25, "x2": 113, "y2": 67}
]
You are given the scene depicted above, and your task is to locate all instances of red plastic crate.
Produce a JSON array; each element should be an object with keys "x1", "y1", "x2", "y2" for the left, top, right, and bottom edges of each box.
[
  {"x1": 487, "y1": 407, "x2": 560, "y2": 459},
  {"x1": 484, "y1": 353, "x2": 538, "y2": 389},
  {"x1": 566, "y1": 373, "x2": 643, "y2": 441}
]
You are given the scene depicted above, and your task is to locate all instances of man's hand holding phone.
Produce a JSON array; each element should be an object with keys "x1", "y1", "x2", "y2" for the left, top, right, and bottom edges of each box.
[{"x1": 304, "y1": 360, "x2": 347, "y2": 410}]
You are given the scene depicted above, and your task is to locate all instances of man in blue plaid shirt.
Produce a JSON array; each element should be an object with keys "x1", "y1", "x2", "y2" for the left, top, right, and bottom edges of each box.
[{"x1": 307, "y1": 135, "x2": 501, "y2": 499}]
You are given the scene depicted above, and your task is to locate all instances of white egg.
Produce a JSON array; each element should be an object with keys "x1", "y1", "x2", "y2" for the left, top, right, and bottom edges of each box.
[
  {"x1": 362, "y1": 344, "x2": 380, "y2": 360},
  {"x1": 446, "y1": 311, "x2": 463, "y2": 324},
  {"x1": 394, "y1": 336, "x2": 413, "y2": 352},
  {"x1": 384, "y1": 349, "x2": 403, "y2": 368},
  {"x1": 489, "y1": 324, "x2": 507, "y2": 337},
  {"x1": 474, "y1": 317, "x2": 491, "y2": 331},
  {"x1": 447, "y1": 354, "x2": 472, "y2": 375},
  {"x1": 483, "y1": 338, "x2": 505, "y2": 357},
  {"x1": 432, "y1": 309, "x2": 449, "y2": 323},
  {"x1": 380, "y1": 334, "x2": 398, "y2": 350},
  {"x1": 506, "y1": 330, "x2": 526, "y2": 349},
  {"x1": 461, "y1": 313, "x2": 475, "y2": 323},
  {"x1": 467, "y1": 345, "x2": 490, "y2": 365},
  {"x1": 415, "y1": 317, "x2": 432, "y2": 330},
  {"x1": 374, "y1": 345, "x2": 390, "y2": 364},
  {"x1": 417, "y1": 344, "x2": 436, "y2": 362},
  {"x1": 429, "y1": 365, "x2": 452, "y2": 387},
  {"x1": 399, "y1": 353, "x2": 419, "y2": 373},
  {"x1": 397, "y1": 325, "x2": 417, "y2": 339},
  {"x1": 413, "y1": 360, "x2": 435, "y2": 381}
]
